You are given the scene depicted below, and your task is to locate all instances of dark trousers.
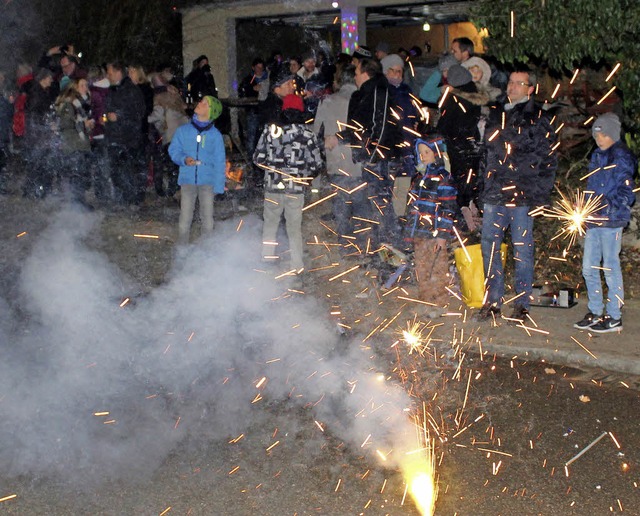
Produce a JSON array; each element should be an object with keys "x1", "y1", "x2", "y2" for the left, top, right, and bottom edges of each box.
[
  {"x1": 363, "y1": 161, "x2": 401, "y2": 248},
  {"x1": 91, "y1": 139, "x2": 111, "y2": 201},
  {"x1": 23, "y1": 145, "x2": 53, "y2": 198},
  {"x1": 107, "y1": 144, "x2": 145, "y2": 205},
  {"x1": 61, "y1": 151, "x2": 91, "y2": 203},
  {"x1": 0, "y1": 147, "x2": 7, "y2": 193},
  {"x1": 152, "y1": 143, "x2": 179, "y2": 197}
]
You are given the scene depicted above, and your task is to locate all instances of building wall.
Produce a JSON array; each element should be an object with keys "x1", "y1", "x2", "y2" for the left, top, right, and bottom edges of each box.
[{"x1": 181, "y1": 1, "x2": 479, "y2": 98}]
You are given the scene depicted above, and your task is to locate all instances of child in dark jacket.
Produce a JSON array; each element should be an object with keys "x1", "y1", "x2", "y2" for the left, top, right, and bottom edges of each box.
[
  {"x1": 405, "y1": 136, "x2": 462, "y2": 308},
  {"x1": 574, "y1": 113, "x2": 637, "y2": 333}
]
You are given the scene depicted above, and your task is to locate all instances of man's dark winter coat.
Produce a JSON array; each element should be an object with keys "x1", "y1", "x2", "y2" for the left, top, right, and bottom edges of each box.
[
  {"x1": 337, "y1": 73, "x2": 398, "y2": 164},
  {"x1": 105, "y1": 76, "x2": 146, "y2": 149},
  {"x1": 481, "y1": 97, "x2": 557, "y2": 207}
]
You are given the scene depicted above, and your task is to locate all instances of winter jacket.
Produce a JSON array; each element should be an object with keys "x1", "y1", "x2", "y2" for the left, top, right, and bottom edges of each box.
[
  {"x1": 336, "y1": 73, "x2": 398, "y2": 164},
  {"x1": 419, "y1": 69, "x2": 442, "y2": 106},
  {"x1": 89, "y1": 78, "x2": 109, "y2": 140},
  {"x1": 56, "y1": 95, "x2": 91, "y2": 154},
  {"x1": 24, "y1": 82, "x2": 56, "y2": 147},
  {"x1": 238, "y1": 70, "x2": 268, "y2": 99},
  {"x1": 168, "y1": 119, "x2": 226, "y2": 193},
  {"x1": 437, "y1": 82, "x2": 484, "y2": 204},
  {"x1": 313, "y1": 83, "x2": 361, "y2": 177},
  {"x1": 480, "y1": 97, "x2": 557, "y2": 208},
  {"x1": 12, "y1": 73, "x2": 33, "y2": 137},
  {"x1": 253, "y1": 111, "x2": 323, "y2": 195},
  {"x1": 388, "y1": 81, "x2": 420, "y2": 167},
  {"x1": 104, "y1": 77, "x2": 146, "y2": 149},
  {"x1": 405, "y1": 139, "x2": 460, "y2": 240},
  {"x1": 148, "y1": 88, "x2": 188, "y2": 145},
  {"x1": 586, "y1": 140, "x2": 637, "y2": 228},
  {"x1": 185, "y1": 66, "x2": 217, "y2": 99}
]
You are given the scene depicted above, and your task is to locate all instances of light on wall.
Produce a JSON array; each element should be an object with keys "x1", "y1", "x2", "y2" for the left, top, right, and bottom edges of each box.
[
  {"x1": 422, "y1": 21, "x2": 431, "y2": 32},
  {"x1": 332, "y1": 1, "x2": 339, "y2": 8},
  {"x1": 341, "y1": 6, "x2": 358, "y2": 54}
]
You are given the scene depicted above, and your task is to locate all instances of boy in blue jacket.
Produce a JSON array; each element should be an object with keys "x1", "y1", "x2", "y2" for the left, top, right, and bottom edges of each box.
[
  {"x1": 574, "y1": 113, "x2": 637, "y2": 333},
  {"x1": 169, "y1": 96, "x2": 226, "y2": 245}
]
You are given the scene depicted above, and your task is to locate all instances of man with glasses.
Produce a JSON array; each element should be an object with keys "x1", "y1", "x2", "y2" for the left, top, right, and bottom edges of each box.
[{"x1": 476, "y1": 69, "x2": 557, "y2": 323}]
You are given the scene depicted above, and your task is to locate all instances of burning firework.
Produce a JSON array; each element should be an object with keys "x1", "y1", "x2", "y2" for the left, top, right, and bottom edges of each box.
[
  {"x1": 543, "y1": 188, "x2": 605, "y2": 249},
  {"x1": 401, "y1": 410, "x2": 438, "y2": 515}
]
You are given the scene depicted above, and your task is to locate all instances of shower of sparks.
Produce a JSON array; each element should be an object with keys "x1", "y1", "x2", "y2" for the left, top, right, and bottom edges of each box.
[
  {"x1": 399, "y1": 320, "x2": 430, "y2": 355},
  {"x1": 399, "y1": 408, "x2": 437, "y2": 515},
  {"x1": 542, "y1": 189, "x2": 605, "y2": 249}
]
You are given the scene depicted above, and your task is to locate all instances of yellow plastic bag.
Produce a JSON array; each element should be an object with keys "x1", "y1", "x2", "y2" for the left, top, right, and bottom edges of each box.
[{"x1": 454, "y1": 243, "x2": 507, "y2": 308}]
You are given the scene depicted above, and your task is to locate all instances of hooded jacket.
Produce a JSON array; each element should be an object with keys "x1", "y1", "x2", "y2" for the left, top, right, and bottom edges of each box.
[
  {"x1": 336, "y1": 73, "x2": 397, "y2": 164},
  {"x1": 586, "y1": 140, "x2": 637, "y2": 228},
  {"x1": 480, "y1": 97, "x2": 557, "y2": 207},
  {"x1": 168, "y1": 119, "x2": 226, "y2": 193},
  {"x1": 56, "y1": 94, "x2": 91, "y2": 154},
  {"x1": 405, "y1": 138, "x2": 460, "y2": 240},
  {"x1": 313, "y1": 83, "x2": 361, "y2": 177},
  {"x1": 253, "y1": 109, "x2": 323, "y2": 194}
]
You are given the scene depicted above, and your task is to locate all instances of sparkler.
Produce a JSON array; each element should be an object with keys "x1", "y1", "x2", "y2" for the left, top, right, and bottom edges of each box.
[
  {"x1": 399, "y1": 320, "x2": 433, "y2": 355},
  {"x1": 542, "y1": 188, "x2": 605, "y2": 249}
]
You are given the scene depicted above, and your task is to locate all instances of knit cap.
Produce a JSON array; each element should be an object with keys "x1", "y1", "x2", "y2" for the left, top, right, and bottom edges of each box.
[
  {"x1": 438, "y1": 53, "x2": 458, "y2": 73},
  {"x1": 272, "y1": 70, "x2": 294, "y2": 89},
  {"x1": 446, "y1": 64, "x2": 472, "y2": 88},
  {"x1": 380, "y1": 54, "x2": 405, "y2": 74},
  {"x1": 203, "y1": 95, "x2": 222, "y2": 121},
  {"x1": 592, "y1": 113, "x2": 621, "y2": 142}
]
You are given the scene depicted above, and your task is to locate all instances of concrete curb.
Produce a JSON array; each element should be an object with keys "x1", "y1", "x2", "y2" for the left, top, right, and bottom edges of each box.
[{"x1": 468, "y1": 342, "x2": 640, "y2": 376}]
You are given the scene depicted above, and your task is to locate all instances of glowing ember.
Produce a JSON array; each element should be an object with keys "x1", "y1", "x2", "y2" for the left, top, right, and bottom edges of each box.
[{"x1": 543, "y1": 188, "x2": 605, "y2": 249}]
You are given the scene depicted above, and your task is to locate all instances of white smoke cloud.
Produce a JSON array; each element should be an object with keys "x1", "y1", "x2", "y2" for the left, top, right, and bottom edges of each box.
[{"x1": 0, "y1": 208, "x2": 422, "y2": 490}]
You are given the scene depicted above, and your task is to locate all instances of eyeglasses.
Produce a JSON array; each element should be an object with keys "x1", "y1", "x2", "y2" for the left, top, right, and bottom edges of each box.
[{"x1": 508, "y1": 80, "x2": 530, "y2": 87}]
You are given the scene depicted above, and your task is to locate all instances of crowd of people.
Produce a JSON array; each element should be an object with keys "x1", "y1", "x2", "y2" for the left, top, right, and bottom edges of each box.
[{"x1": 0, "y1": 38, "x2": 635, "y2": 332}]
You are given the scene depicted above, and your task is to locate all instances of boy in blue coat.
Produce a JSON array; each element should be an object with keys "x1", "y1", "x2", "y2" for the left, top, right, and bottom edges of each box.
[
  {"x1": 574, "y1": 113, "x2": 637, "y2": 333},
  {"x1": 169, "y1": 96, "x2": 226, "y2": 245}
]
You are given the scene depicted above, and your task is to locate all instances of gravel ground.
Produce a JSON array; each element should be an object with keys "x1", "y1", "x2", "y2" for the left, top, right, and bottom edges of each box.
[{"x1": 1, "y1": 188, "x2": 639, "y2": 515}]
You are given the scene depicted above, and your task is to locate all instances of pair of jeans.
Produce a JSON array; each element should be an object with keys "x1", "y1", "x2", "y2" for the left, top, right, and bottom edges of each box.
[
  {"x1": 481, "y1": 204, "x2": 534, "y2": 308},
  {"x1": 363, "y1": 161, "x2": 401, "y2": 248},
  {"x1": 582, "y1": 227, "x2": 624, "y2": 320},
  {"x1": 330, "y1": 174, "x2": 371, "y2": 252}
]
